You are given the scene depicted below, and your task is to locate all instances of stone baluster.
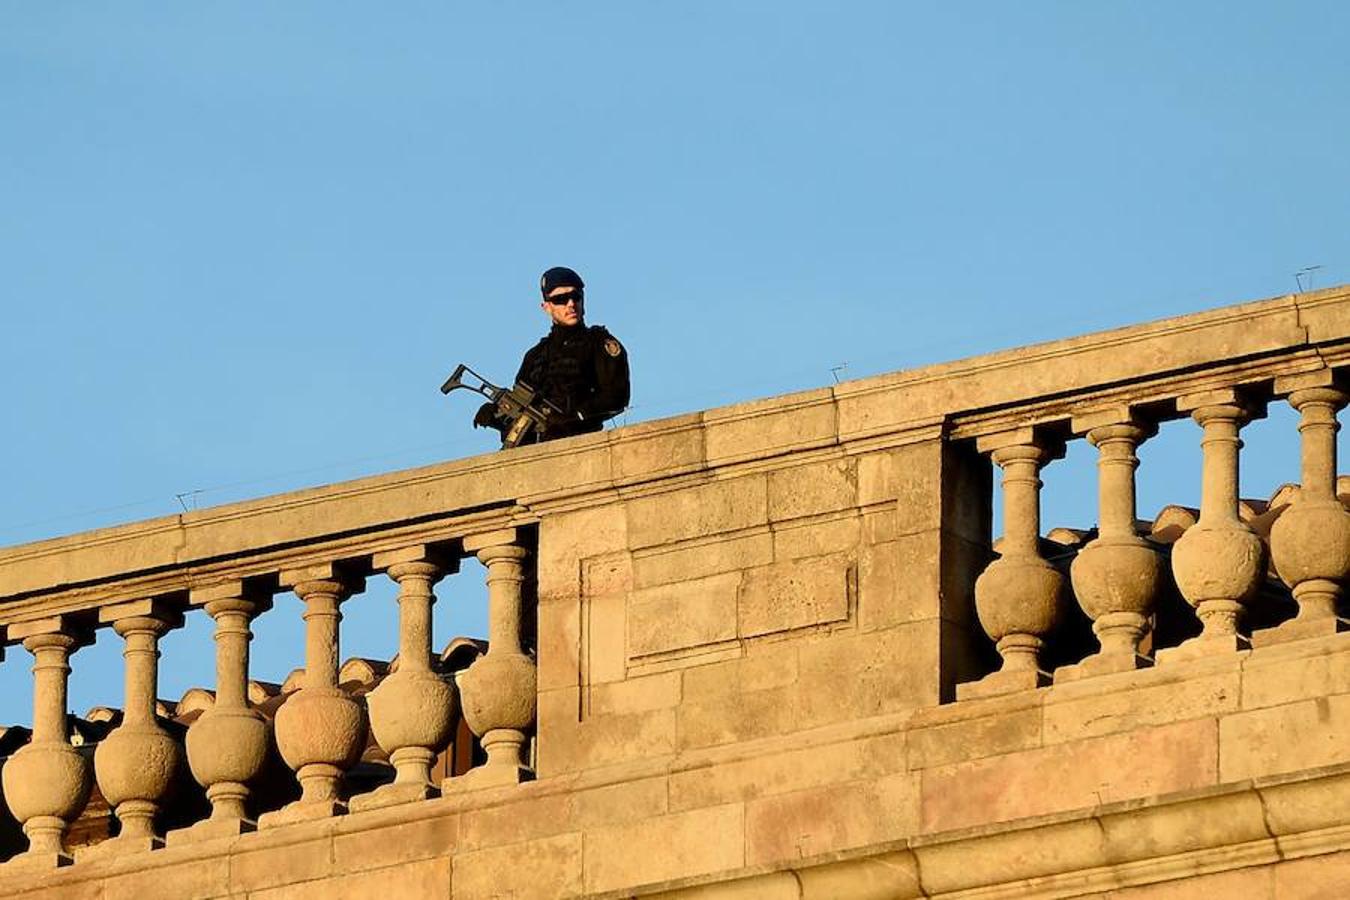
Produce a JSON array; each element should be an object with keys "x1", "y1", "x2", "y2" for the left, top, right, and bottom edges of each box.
[
  {"x1": 172, "y1": 583, "x2": 272, "y2": 843},
  {"x1": 261, "y1": 564, "x2": 367, "y2": 826},
  {"x1": 1060, "y1": 410, "x2": 1163, "y2": 680},
  {"x1": 1161, "y1": 390, "x2": 1265, "y2": 661},
  {"x1": 1259, "y1": 372, "x2": 1350, "y2": 645},
  {"x1": 451, "y1": 529, "x2": 536, "y2": 788},
  {"x1": 353, "y1": 547, "x2": 458, "y2": 811},
  {"x1": 959, "y1": 430, "x2": 1065, "y2": 699},
  {"x1": 87, "y1": 600, "x2": 184, "y2": 855},
  {"x1": 0, "y1": 617, "x2": 92, "y2": 868}
]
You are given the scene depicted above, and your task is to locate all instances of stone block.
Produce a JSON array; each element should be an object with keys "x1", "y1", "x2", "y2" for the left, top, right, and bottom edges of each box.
[
  {"x1": 920, "y1": 718, "x2": 1219, "y2": 833},
  {"x1": 632, "y1": 531, "x2": 772, "y2": 590},
  {"x1": 572, "y1": 775, "x2": 670, "y2": 829},
  {"x1": 628, "y1": 573, "x2": 740, "y2": 659},
  {"x1": 744, "y1": 772, "x2": 920, "y2": 866},
  {"x1": 1112, "y1": 865, "x2": 1274, "y2": 898},
  {"x1": 907, "y1": 703, "x2": 1042, "y2": 770},
  {"x1": 1258, "y1": 768, "x2": 1350, "y2": 836},
  {"x1": 536, "y1": 505, "x2": 628, "y2": 591},
  {"x1": 767, "y1": 458, "x2": 856, "y2": 522},
  {"x1": 914, "y1": 818, "x2": 1105, "y2": 895},
  {"x1": 459, "y1": 792, "x2": 572, "y2": 852},
  {"x1": 796, "y1": 623, "x2": 939, "y2": 729},
  {"x1": 859, "y1": 533, "x2": 941, "y2": 631},
  {"x1": 1270, "y1": 851, "x2": 1350, "y2": 900},
  {"x1": 586, "y1": 671, "x2": 682, "y2": 717},
  {"x1": 861, "y1": 442, "x2": 944, "y2": 529},
  {"x1": 1042, "y1": 669, "x2": 1240, "y2": 744},
  {"x1": 103, "y1": 855, "x2": 231, "y2": 900},
  {"x1": 536, "y1": 594, "x2": 580, "y2": 692},
  {"x1": 536, "y1": 688, "x2": 676, "y2": 776},
  {"x1": 612, "y1": 419, "x2": 706, "y2": 482},
  {"x1": 1098, "y1": 786, "x2": 1269, "y2": 864},
  {"x1": 669, "y1": 735, "x2": 889, "y2": 812},
  {"x1": 703, "y1": 392, "x2": 837, "y2": 465},
  {"x1": 582, "y1": 804, "x2": 745, "y2": 895},
  {"x1": 627, "y1": 476, "x2": 768, "y2": 550},
  {"x1": 682, "y1": 639, "x2": 799, "y2": 698},
  {"x1": 453, "y1": 832, "x2": 583, "y2": 900},
  {"x1": 229, "y1": 833, "x2": 335, "y2": 894},
  {"x1": 738, "y1": 554, "x2": 851, "y2": 638},
  {"x1": 332, "y1": 812, "x2": 458, "y2": 874},
  {"x1": 582, "y1": 551, "x2": 633, "y2": 597},
  {"x1": 6, "y1": 878, "x2": 106, "y2": 900},
  {"x1": 677, "y1": 682, "x2": 798, "y2": 750},
  {"x1": 1240, "y1": 637, "x2": 1350, "y2": 710},
  {"x1": 772, "y1": 514, "x2": 860, "y2": 562},
  {"x1": 1220, "y1": 694, "x2": 1350, "y2": 781},
  {"x1": 248, "y1": 858, "x2": 449, "y2": 900},
  {"x1": 583, "y1": 589, "x2": 627, "y2": 685},
  {"x1": 863, "y1": 507, "x2": 899, "y2": 544}
]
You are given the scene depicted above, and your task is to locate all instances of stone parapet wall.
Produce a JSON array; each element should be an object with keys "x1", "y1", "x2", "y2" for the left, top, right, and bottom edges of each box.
[
  {"x1": 2, "y1": 284, "x2": 1350, "y2": 896},
  {"x1": 6, "y1": 631, "x2": 1350, "y2": 898}
]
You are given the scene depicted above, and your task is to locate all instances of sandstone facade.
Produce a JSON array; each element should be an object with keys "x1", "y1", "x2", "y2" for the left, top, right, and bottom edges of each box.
[{"x1": 1, "y1": 286, "x2": 1349, "y2": 897}]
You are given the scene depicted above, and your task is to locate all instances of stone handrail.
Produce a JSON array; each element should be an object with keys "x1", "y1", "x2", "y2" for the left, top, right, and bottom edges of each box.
[{"x1": 0, "y1": 284, "x2": 1348, "y2": 872}]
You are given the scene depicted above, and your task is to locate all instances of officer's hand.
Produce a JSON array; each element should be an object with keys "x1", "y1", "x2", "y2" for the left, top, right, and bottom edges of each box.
[{"x1": 473, "y1": 402, "x2": 497, "y2": 429}]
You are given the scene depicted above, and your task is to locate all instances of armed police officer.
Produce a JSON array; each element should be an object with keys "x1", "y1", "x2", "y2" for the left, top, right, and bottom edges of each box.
[{"x1": 472, "y1": 266, "x2": 630, "y2": 444}]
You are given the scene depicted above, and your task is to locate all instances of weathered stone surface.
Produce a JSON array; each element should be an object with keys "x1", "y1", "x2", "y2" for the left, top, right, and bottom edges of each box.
[
  {"x1": 772, "y1": 514, "x2": 860, "y2": 562},
  {"x1": 858, "y1": 533, "x2": 941, "y2": 631},
  {"x1": 1220, "y1": 693, "x2": 1350, "y2": 781},
  {"x1": 767, "y1": 458, "x2": 856, "y2": 522},
  {"x1": 703, "y1": 391, "x2": 836, "y2": 465},
  {"x1": 332, "y1": 813, "x2": 459, "y2": 874},
  {"x1": 1042, "y1": 668, "x2": 1240, "y2": 744},
  {"x1": 796, "y1": 623, "x2": 939, "y2": 728},
  {"x1": 627, "y1": 573, "x2": 740, "y2": 659},
  {"x1": 737, "y1": 554, "x2": 851, "y2": 638},
  {"x1": 632, "y1": 531, "x2": 772, "y2": 589},
  {"x1": 536, "y1": 504, "x2": 629, "y2": 590},
  {"x1": 583, "y1": 804, "x2": 744, "y2": 895},
  {"x1": 907, "y1": 703, "x2": 1042, "y2": 770},
  {"x1": 920, "y1": 719, "x2": 1219, "y2": 832},
  {"x1": 626, "y1": 476, "x2": 768, "y2": 549},
  {"x1": 454, "y1": 833, "x2": 583, "y2": 900},
  {"x1": 537, "y1": 687, "x2": 677, "y2": 775},
  {"x1": 744, "y1": 773, "x2": 920, "y2": 866}
]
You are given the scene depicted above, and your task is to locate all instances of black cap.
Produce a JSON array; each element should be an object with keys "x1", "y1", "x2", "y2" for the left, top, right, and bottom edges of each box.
[{"x1": 540, "y1": 266, "x2": 585, "y2": 296}]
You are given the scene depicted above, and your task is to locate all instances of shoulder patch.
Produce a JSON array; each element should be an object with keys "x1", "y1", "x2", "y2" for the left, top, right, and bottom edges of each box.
[{"x1": 603, "y1": 337, "x2": 622, "y2": 357}]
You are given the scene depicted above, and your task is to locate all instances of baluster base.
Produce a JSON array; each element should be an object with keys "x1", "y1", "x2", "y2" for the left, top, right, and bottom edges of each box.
[
  {"x1": 349, "y1": 781, "x2": 438, "y2": 811},
  {"x1": 0, "y1": 849, "x2": 72, "y2": 871},
  {"x1": 1156, "y1": 632, "x2": 1250, "y2": 664},
  {"x1": 75, "y1": 833, "x2": 163, "y2": 860},
  {"x1": 166, "y1": 816, "x2": 256, "y2": 846},
  {"x1": 1054, "y1": 650, "x2": 1153, "y2": 683},
  {"x1": 956, "y1": 667, "x2": 1050, "y2": 700},
  {"x1": 1252, "y1": 616, "x2": 1350, "y2": 648},
  {"x1": 1, "y1": 815, "x2": 72, "y2": 870},
  {"x1": 257, "y1": 798, "x2": 347, "y2": 829}
]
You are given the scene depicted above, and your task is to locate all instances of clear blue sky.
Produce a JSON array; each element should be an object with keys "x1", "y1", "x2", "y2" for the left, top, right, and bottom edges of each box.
[{"x1": 1, "y1": 3, "x2": 1347, "y2": 725}]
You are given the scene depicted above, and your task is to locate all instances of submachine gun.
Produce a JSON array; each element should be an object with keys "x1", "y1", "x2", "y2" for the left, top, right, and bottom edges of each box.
[{"x1": 440, "y1": 363, "x2": 566, "y2": 448}]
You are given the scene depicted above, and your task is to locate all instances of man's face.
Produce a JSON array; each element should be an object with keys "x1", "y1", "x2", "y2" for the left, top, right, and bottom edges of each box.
[{"x1": 542, "y1": 286, "x2": 584, "y2": 327}]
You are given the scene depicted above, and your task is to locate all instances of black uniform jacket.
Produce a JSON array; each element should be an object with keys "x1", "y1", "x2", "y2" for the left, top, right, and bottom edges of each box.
[{"x1": 514, "y1": 322, "x2": 630, "y2": 440}]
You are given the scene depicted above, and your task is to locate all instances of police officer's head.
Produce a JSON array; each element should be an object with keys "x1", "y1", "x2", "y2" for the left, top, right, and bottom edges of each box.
[{"x1": 540, "y1": 266, "x2": 585, "y2": 328}]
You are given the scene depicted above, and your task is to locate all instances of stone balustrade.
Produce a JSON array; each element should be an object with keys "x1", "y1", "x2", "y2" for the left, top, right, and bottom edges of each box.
[
  {"x1": 1, "y1": 285, "x2": 1350, "y2": 897},
  {"x1": 958, "y1": 368, "x2": 1350, "y2": 699},
  {"x1": 0, "y1": 527, "x2": 531, "y2": 867}
]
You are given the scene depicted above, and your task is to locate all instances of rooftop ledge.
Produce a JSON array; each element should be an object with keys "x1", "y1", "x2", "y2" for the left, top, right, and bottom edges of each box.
[{"x1": 2, "y1": 284, "x2": 1348, "y2": 608}]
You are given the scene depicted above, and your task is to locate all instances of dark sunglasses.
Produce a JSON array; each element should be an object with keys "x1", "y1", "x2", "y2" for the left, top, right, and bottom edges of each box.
[{"x1": 544, "y1": 291, "x2": 583, "y2": 306}]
